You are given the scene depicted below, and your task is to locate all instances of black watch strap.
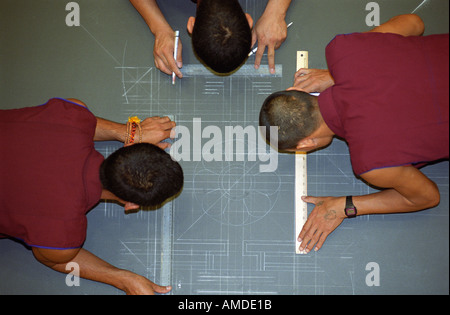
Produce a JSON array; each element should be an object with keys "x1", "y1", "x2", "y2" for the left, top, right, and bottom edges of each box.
[{"x1": 345, "y1": 196, "x2": 357, "y2": 218}]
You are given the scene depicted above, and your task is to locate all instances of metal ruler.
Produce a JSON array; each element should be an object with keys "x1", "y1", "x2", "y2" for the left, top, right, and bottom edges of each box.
[
  {"x1": 180, "y1": 64, "x2": 283, "y2": 77},
  {"x1": 160, "y1": 201, "x2": 173, "y2": 289},
  {"x1": 160, "y1": 114, "x2": 175, "y2": 290},
  {"x1": 295, "y1": 51, "x2": 308, "y2": 254}
]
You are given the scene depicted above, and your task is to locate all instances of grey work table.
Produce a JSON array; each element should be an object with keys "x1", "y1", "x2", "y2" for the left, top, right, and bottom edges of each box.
[{"x1": 0, "y1": 0, "x2": 448, "y2": 295}]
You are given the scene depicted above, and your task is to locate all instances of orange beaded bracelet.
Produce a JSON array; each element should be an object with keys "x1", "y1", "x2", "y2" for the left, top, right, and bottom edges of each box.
[{"x1": 125, "y1": 116, "x2": 142, "y2": 145}]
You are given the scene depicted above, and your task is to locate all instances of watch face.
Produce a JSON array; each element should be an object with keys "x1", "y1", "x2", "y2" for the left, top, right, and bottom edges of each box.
[{"x1": 345, "y1": 207, "x2": 357, "y2": 217}]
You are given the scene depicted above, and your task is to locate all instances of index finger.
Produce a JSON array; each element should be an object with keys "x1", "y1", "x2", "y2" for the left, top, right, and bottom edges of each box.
[
  {"x1": 253, "y1": 42, "x2": 266, "y2": 70},
  {"x1": 161, "y1": 120, "x2": 176, "y2": 131},
  {"x1": 267, "y1": 45, "x2": 276, "y2": 74}
]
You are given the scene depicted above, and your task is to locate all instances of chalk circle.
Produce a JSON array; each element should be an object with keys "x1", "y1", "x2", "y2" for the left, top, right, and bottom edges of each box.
[
  {"x1": 219, "y1": 164, "x2": 254, "y2": 201},
  {"x1": 192, "y1": 138, "x2": 281, "y2": 226}
]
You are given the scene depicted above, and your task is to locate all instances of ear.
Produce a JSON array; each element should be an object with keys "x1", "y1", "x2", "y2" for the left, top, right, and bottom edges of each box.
[
  {"x1": 295, "y1": 138, "x2": 317, "y2": 152},
  {"x1": 124, "y1": 202, "x2": 140, "y2": 212},
  {"x1": 245, "y1": 13, "x2": 254, "y2": 29},
  {"x1": 187, "y1": 17, "x2": 195, "y2": 34}
]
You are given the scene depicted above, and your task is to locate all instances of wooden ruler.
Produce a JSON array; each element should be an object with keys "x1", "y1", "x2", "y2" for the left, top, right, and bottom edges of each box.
[{"x1": 295, "y1": 51, "x2": 308, "y2": 254}]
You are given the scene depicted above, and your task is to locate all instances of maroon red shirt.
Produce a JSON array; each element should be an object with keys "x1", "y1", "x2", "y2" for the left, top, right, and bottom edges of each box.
[
  {"x1": 0, "y1": 98, "x2": 104, "y2": 249},
  {"x1": 318, "y1": 32, "x2": 449, "y2": 175}
]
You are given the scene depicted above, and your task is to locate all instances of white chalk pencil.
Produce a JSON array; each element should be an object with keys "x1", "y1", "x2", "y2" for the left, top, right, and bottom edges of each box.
[{"x1": 172, "y1": 30, "x2": 180, "y2": 85}]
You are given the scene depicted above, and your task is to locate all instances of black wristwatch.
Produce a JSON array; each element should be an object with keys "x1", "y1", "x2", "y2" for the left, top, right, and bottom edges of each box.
[{"x1": 344, "y1": 196, "x2": 357, "y2": 218}]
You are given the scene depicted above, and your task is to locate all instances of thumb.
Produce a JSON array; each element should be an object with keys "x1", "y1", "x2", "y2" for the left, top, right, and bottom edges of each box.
[
  {"x1": 301, "y1": 196, "x2": 317, "y2": 204},
  {"x1": 152, "y1": 284, "x2": 172, "y2": 294}
]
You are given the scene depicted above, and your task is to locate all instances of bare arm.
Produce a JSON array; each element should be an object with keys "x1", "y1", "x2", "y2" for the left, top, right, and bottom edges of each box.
[
  {"x1": 66, "y1": 98, "x2": 175, "y2": 149},
  {"x1": 94, "y1": 116, "x2": 175, "y2": 149},
  {"x1": 252, "y1": 0, "x2": 292, "y2": 73},
  {"x1": 292, "y1": 14, "x2": 425, "y2": 92},
  {"x1": 129, "y1": 0, "x2": 182, "y2": 77},
  {"x1": 368, "y1": 14, "x2": 425, "y2": 36},
  {"x1": 129, "y1": 0, "x2": 171, "y2": 36},
  {"x1": 357, "y1": 166, "x2": 440, "y2": 214},
  {"x1": 32, "y1": 247, "x2": 171, "y2": 295},
  {"x1": 298, "y1": 166, "x2": 440, "y2": 253}
]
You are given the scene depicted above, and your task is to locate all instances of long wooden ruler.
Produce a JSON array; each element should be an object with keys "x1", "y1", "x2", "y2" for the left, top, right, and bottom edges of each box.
[{"x1": 295, "y1": 51, "x2": 308, "y2": 254}]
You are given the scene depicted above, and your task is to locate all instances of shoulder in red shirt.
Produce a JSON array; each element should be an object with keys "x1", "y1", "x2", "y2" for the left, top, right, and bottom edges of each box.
[
  {"x1": 319, "y1": 32, "x2": 449, "y2": 175},
  {"x1": 0, "y1": 98, "x2": 104, "y2": 249}
]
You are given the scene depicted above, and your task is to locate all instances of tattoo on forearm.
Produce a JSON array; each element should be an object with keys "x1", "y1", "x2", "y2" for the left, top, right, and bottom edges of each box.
[{"x1": 317, "y1": 201, "x2": 324, "y2": 206}]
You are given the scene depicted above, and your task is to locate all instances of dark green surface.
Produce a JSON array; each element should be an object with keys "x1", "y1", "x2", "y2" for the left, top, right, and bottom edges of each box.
[{"x1": 1, "y1": 0, "x2": 448, "y2": 295}]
